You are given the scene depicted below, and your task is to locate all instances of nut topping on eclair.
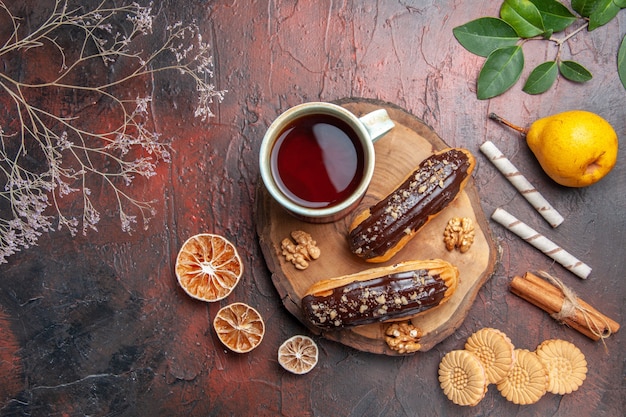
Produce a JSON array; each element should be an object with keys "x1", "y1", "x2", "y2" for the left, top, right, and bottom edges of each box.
[
  {"x1": 349, "y1": 148, "x2": 475, "y2": 262},
  {"x1": 301, "y1": 259, "x2": 458, "y2": 329}
]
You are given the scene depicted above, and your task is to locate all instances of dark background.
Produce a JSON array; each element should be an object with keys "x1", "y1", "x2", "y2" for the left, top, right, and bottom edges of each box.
[{"x1": 1, "y1": 1, "x2": 624, "y2": 416}]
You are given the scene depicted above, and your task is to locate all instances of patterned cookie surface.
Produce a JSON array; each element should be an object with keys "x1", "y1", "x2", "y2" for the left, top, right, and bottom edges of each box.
[
  {"x1": 496, "y1": 349, "x2": 548, "y2": 405},
  {"x1": 465, "y1": 327, "x2": 515, "y2": 384},
  {"x1": 438, "y1": 349, "x2": 488, "y2": 406},
  {"x1": 535, "y1": 339, "x2": 587, "y2": 395}
]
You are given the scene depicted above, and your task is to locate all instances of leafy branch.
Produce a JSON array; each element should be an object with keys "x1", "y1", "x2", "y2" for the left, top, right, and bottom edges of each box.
[
  {"x1": 0, "y1": 1, "x2": 226, "y2": 263},
  {"x1": 453, "y1": 0, "x2": 626, "y2": 99}
]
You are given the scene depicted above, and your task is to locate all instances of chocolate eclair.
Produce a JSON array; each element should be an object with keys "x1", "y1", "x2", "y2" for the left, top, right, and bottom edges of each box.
[
  {"x1": 349, "y1": 148, "x2": 475, "y2": 262},
  {"x1": 301, "y1": 259, "x2": 458, "y2": 329}
]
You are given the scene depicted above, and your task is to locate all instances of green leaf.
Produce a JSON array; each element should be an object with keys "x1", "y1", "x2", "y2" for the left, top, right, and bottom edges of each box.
[
  {"x1": 559, "y1": 60, "x2": 593, "y2": 82},
  {"x1": 523, "y1": 61, "x2": 558, "y2": 94},
  {"x1": 528, "y1": 0, "x2": 577, "y2": 32},
  {"x1": 453, "y1": 17, "x2": 520, "y2": 57},
  {"x1": 477, "y1": 46, "x2": 525, "y2": 99},
  {"x1": 615, "y1": 0, "x2": 626, "y2": 8},
  {"x1": 588, "y1": 0, "x2": 621, "y2": 30},
  {"x1": 571, "y1": 0, "x2": 602, "y2": 17},
  {"x1": 618, "y1": 34, "x2": 626, "y2": 89},
  {"x1": 500, "y1": 0, "x2": 545, "y2": 38}
]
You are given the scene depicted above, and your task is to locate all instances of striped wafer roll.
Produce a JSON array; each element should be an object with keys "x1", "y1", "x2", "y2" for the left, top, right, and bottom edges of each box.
[
  {"x1": 480, "y1": 141, "x2": 564, "y2": 228},
  {"x1": 491, "y1": 208, "x2": 591, "y2": 279}
]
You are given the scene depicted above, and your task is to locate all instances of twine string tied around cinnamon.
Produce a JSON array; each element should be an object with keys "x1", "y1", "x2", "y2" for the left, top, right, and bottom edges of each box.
[{"x1": 537, "y1": 270, "x2": 613, "y2": 341}]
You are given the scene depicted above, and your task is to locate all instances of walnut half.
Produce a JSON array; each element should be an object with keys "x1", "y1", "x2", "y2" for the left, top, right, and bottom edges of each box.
[
  {"x1": 281, "y1": 230, "x2": 320, "y2": 270},
  {"x1": 384, "y1": 321, "x2": 422, "y2": 354},
  {"x1": 443, "y1": 217, "x2": 475, "y2": 253}
]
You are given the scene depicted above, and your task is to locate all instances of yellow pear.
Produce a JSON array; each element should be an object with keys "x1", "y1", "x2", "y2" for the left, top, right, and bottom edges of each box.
[{"x1": 490, "y1": 110, "x2": 618, "y2": 187}]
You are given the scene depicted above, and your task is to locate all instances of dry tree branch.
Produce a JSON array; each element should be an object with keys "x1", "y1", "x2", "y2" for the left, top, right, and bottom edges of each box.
[{"x1": 0, "y1": 0, "x2": 226, "y2": 263}]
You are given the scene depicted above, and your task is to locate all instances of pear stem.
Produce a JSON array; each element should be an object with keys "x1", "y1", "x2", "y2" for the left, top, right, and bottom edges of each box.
[{"x1": 489, "y1": 113, "x2": 529, "y2": 135}]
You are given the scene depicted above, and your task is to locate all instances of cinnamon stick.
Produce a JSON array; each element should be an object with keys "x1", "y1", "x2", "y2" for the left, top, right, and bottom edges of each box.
[
  {"x1": 510, "y1": 272, "x2": 620, "y2": 341},
  {"x1": 510, "y1": 275, "x2": 595, "y2": 339}
]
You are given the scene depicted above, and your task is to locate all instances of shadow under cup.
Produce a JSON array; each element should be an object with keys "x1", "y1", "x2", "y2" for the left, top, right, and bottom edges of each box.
[{"x1": 259, "y1": 103, "x2": 379, "y2": 223}]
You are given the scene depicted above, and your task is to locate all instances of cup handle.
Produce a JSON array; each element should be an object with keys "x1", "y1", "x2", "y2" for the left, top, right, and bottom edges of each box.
[{"x1": 358, "y1": 109, "x2": 395, "y2": 143}]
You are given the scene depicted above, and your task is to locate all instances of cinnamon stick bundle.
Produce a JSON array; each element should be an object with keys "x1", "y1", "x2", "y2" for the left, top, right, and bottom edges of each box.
[{"x1": 510, "y1": 272, "x2": 620, "y2": 341}]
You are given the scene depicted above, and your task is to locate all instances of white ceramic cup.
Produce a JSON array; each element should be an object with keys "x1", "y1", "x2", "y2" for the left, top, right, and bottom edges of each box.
[{"x1": 259, "y1": 102, "x2": 395, "y2": 223}]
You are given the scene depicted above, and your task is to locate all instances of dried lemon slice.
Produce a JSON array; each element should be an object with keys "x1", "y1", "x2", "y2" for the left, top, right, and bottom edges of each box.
[
  {"x1": 535, "y1": 339, "x2": 587, "y2": 395},
  {"x1": 464, "y1": 328, "x2": 515, "y2": 384},
  {"x1": 497, "y1": 349, "x2": 548, "y2": 405},
  {"x1": 438, "y1": 350, "x2": 488, "y2": 406},
  {"x1": 278, "y1": 335, "x2": 319, "y2": 374},
  {"x1": 175, "y1": 233, "x2": 243, "y2": 302},
  {"x1": 213, "y1": 302, "x2": 265, "y2": 353}
]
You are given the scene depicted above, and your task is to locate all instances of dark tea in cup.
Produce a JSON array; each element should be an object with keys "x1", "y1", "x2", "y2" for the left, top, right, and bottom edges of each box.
[
  {"x1": 259, "y1": 102, "x2": 394, "y2": 223},
  {"x1": 270, "y1": 114, "x2": 366, "y2": 209}
]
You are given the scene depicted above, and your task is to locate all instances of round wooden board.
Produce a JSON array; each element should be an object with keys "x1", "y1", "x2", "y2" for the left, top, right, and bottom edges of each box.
[{"x1": 255, "y1": 98, "x2": 498, "y2": 355}]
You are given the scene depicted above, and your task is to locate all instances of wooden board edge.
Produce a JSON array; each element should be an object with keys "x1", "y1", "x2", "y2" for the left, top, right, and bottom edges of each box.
[{"x1": 254, "y1": 98, "x2": 501, "y2": 355}]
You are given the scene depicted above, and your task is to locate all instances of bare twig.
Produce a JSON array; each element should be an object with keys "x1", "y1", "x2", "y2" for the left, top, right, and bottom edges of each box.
[{"x1": 0, "y1": 0, "x2": 226, "y2": 263}]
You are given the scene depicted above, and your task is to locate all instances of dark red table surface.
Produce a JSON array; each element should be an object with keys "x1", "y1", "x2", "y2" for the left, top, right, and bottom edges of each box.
[{"x1": 1, "y1": 1, "x2": 624, "y2": 416}]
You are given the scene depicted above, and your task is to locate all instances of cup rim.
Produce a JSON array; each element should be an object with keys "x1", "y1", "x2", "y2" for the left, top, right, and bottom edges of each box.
[{"x1": 259, "y1": 102, "x2": 375, "y2": 219}]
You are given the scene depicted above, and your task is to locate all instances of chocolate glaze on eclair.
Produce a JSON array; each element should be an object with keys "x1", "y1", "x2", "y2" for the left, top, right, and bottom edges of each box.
[
  {"x1": 349, "y1": 148, "x2": 475, "y2": 263},
  {"x1": 301, "y1": 259, "x2": 458, "y2": 330}
]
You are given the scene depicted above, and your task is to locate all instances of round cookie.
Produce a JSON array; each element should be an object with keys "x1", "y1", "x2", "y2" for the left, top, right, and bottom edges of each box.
[
  {"x1": 438, "y1": 349, "x2": 488, "y2": 406},
  {"x1": 465, "y1": 327, "x2": 516, "y2": 384},
  {"x1": 496, "y1": 349, "x2": 548, "y2": 405},
  {"x1": 535, "y1": 339, "x2": 587, "y2": 395}
]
